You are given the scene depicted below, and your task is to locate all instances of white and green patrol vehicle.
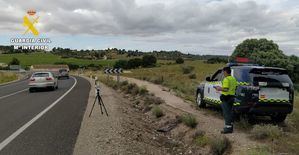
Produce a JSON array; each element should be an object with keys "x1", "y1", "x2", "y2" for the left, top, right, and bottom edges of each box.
[{"x1": 196, "y1": 64, "x2": 295, "y2": 122}]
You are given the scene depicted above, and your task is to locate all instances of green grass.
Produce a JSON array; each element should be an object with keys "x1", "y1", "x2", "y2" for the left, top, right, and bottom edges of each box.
[
  {"x1": 0, "y1": 52, "x2": 116, "y2": 68},
  {"x1": 181, "y1": 114, "x2": 198, "y2": 128},
  {"x1": 152, "y1": 106, "x2": 164, "y2": 118},
  {"x1": 0, "y1": 72, "x2": 18, "y2": 84},
  {"x1": 123, "y1": 60, "x2": 224, "y2": 102}
]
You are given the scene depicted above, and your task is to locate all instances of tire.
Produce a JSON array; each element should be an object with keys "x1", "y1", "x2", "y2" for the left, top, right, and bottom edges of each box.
[
  {"x1": 50, "y1": 86, "x2": 55, "y2": 91},
  {"x1": 271, "y1": 114, "x2": 287, "y2": 123},
  {"x1": 196, "y1": 92, "x2": 206, "y2": 108},
  {"x1": 29, "y1": 88, "x2": 34, "y2": 93}
]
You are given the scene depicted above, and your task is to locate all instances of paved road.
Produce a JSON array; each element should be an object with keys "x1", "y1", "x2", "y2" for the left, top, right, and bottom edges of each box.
[{"x1": 0, "y1": 76, "x2": 90, "y2": 155}]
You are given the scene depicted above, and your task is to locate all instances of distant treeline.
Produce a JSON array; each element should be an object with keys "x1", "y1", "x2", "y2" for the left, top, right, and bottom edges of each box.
[{"x1": 0, "y1": 45, "x2": 228, "y2": 61}]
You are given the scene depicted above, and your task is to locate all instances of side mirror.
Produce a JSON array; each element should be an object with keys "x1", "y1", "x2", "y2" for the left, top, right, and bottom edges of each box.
[{"x1": 206, "y1": 76, "x2": 211, "y2": 81}]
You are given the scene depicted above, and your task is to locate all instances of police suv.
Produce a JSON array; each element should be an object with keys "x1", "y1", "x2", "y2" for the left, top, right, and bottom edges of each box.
[{"x1": 196, "y1": 63, "x2": 294, "y2": 122}]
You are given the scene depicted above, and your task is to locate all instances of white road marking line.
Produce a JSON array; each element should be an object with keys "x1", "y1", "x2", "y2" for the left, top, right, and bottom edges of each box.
[
  {"x1": 0, "y1": 88, "x2": 28, "y2": 100},
  {"x1": 0, "y1": 77, "x2": 77, "y2": 151}
]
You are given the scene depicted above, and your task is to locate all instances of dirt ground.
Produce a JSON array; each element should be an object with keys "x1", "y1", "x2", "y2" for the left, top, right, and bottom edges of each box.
[
  {"x1": 73, "y1": 77, "x2": 204, "y2": 155},
  {"x1": 117, "y1": 76, "x2": 261, "y2": 155},
  {"x1": 74, "y1": 76, "x2": 263, "y2": 155}
]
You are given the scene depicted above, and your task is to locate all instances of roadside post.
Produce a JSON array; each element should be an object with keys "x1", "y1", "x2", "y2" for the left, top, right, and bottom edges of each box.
[{"x1": 104, "y1": 68, "x2": 123, "y2": 83}]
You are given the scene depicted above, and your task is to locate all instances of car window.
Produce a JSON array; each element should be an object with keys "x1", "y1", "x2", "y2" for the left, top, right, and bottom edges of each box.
[
  {"x1": 233, "y1": 68, "x2": 251, "y2": 82},
  {"x1": 211, "y1": 70, "x2": 222, "y2": 81},
  {"x1": 59, "y1": 69, "x2": 67, "y2": 73},
  {"x1": 33, "y1": 73, "x2": 49, "y2": 77}
]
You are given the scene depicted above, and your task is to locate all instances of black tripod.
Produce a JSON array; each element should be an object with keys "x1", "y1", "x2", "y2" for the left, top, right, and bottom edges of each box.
[{"x1": 89, "y1": 87, "x2": 108, "y2": 117}]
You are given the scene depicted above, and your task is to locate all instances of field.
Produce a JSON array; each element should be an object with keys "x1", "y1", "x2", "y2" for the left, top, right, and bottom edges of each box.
[
  {"x1": 123, "y1": 60, "x2": 299, "y2": 154},
  {"x1": 0, "y1": 72, "x2": 18, "y2": 84},
  {"x1": 0, "y1": 53, "x2": 116, "y2": 67},
  {"x1": 123, "y1": 60, "x2": 224, "y2": 102}
]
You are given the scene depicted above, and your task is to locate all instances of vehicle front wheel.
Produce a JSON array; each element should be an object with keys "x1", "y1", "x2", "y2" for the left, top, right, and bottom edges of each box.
[
  {"x1": 271, "y1": 114, "x2": 287, "y2": 123},
  {"x1": 29, "y1": 88, "x2": 34, "y2": 93},
  {"x1": 196, "y1": 92, "x2": 206, "y2": 108}
]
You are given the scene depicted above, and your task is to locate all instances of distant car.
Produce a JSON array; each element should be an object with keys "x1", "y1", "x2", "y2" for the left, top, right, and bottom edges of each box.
[
  {"x1": 196, "y1": 63, "x2": 294, "y2": 123},
  {"x1": 58, "y1": 68, "x2": 69, "y2": 79},
  {"x1": 28, "y1": 72, "x2": 58, "y2": 92}
]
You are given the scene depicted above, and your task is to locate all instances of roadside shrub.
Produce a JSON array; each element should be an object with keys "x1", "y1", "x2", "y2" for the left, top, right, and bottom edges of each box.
[
  {"x1": 194, "y1": 130, "x2": 209, "y2": 147},
  {"x1": 181, "y1": 114, "x2": 198, "y2": 128},
  {"x1": 120, "y1": 80, "x2": 129, "y2": 86},
  {"x1": 210, "y1": 136, "x2": 231, "y2": 155},
  {"x1": 144, "y1": 95, "x2": 165, "y2": 105},
  {"x1": 188, "y1": 73, "x2": 197, "y2": 79},
  {"x1": 139, "y1": 86, "x2": 149, "y2": 95},
  {"x1": 152, "y1": 106, "x2": 164, "y2": 118},
  {"x1": 176, "y1": 57, "x2": 184, "y2": 64},
  {"x1": 126, "y1": 83, "x2": 139, "y2": 95},
  {"x1": 181, "y1": 66, "x2": 194, "y2": 74},
  {"x1": 250, "y1": 124, "x2": 283, "y2": 140}
]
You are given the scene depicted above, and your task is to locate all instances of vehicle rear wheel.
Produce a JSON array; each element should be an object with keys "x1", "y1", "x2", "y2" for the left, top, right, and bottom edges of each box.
[
  {"x1": 196, "y1": 92, "x2": 206, "y2": 108},
  {"x1": 271, "y1": 114, "x2": 287, "y2": 123},
  {"x1": 50, "y1": 86, "x2": 55, "y2": 91}
]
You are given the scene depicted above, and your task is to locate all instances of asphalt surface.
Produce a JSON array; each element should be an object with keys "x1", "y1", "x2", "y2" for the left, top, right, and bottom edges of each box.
[{"x1": 0, "y1": 76, "x2": 90, "y2": 155}]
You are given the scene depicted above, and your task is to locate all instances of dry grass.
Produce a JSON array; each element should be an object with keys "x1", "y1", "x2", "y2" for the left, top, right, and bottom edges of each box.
[
  {"x1": 210, "y1": 136, "x2": 231, "y2": 155},
  {"x1": 181, "y1": 114, "x2": 198, "y2": 128},
  {"x1": 0, "y1": 72, "x2": 18, "y2": 84},
  {"x1": 250, "y1": 124, "x2": 283, "y2": 140},
  {"x1": 123, "y1": 60, "x2": 224, "y2": 102},
  {"x1": 152, "y1": 106, "x2": 164, "y2": 118}
]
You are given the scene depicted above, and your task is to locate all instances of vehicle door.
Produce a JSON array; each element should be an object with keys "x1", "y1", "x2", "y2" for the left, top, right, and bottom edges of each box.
[{"x1": 204, "y1": 69, "x2": 223, "y2": 104}]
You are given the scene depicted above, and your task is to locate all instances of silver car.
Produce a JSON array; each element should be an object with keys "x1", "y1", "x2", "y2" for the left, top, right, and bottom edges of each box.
[{"x1": 28, "y1": 72, "x2": 58, "y2": 92}]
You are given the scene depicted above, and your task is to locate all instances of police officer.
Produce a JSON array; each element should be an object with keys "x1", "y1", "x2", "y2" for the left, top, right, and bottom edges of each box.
[{"x1": 214, "y1": 67, "x2": 238, "y2": 134}]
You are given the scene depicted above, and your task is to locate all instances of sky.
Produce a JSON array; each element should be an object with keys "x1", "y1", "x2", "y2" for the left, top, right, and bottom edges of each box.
[{"x1": 0, "y1": 0, "x2": 299, "y2": 56}]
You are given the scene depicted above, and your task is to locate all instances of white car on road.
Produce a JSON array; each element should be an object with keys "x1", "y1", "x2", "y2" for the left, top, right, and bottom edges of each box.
[{"x1": 28, "y1": 72, "x2": 58, "y2": 92}]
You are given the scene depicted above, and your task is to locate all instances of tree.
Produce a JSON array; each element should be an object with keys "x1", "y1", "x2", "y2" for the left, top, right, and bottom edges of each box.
[
  {"x1": 114, "y1": 60, "x2": 128, "y2": 69},
  {"x1": 142, "y1": 55, "x2": 157, "y2": 67},
  {"x1": 127, "y1": 58, "x2": 142, "y2": 69},
  {"x1": 176, "y1": 57, "x2": 184, "y2": 64},
  {"x1": 232, "y1": 38, "x2": 299, "y2": 82},
  {"x1": 9, "y1": 57, "x2": 20, "y2": 65}
]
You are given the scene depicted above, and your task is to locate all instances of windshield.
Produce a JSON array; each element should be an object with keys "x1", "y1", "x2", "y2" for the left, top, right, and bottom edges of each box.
[{"x1": 32, "y1": 73, "x2": 50, "y2": 77}]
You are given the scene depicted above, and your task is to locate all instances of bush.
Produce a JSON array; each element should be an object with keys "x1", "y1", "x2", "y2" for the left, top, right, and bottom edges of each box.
[
  {"x1": 152, "y1": 106, "x2": 164, "y2": 118},
  {"x1": 194, "y1": 130, "x2": 209, "y2": 147},
  {"x1": 181, "y1": 66, "x2": 194, "y2": 74},
  {"x1": 144, "y1": 95, "x2": 165, "y2": 105},
  {"x1": 139, "y1": 86, "x2": 149, "y2": 95},
  {"x1": 176, "y1": 57, "x2": 184, "y2": 64},
  {"x1": 127, "y1": 58, "x2": 143, "y2": 69},
  {"x1": 210, "y1": 136, "x2": 231, "y2": 155},
  {"x1": 125, "y1": 83, "x2": 140, "y2": 95},
  {"x1": 9, "y1": 57, "x2": 20, "y2": 65},
  {"x1": 181, "y1": 114, "x2": 198, "y2": 128},
  {"x1": 114, "y1": 60, "x2": 128, "y2": 69},
  {"x1": 188, "y1": 73, "x2": 197, "y2": 79},
  {"x1": 250, "y1": 124, "x2": 283, "y2": 140},
  {"x1": 142, "y1": 55, "x2": 157, "y2": 67}
]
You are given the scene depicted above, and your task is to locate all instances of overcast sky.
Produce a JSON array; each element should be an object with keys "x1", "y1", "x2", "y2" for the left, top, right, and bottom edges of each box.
[{"x1": 0, "y1": 0, "x2": 299, "y2": 56}]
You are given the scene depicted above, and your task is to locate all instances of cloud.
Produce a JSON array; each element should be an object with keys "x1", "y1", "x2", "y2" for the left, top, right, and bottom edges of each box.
[{"x1": 0, "y1": 0, "x2": 298, "y2": 55}]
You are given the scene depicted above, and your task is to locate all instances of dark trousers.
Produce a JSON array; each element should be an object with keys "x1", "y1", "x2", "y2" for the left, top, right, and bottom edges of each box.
[{"x1": 220, "y1": 95, "x2": 235, "y2": 126}]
